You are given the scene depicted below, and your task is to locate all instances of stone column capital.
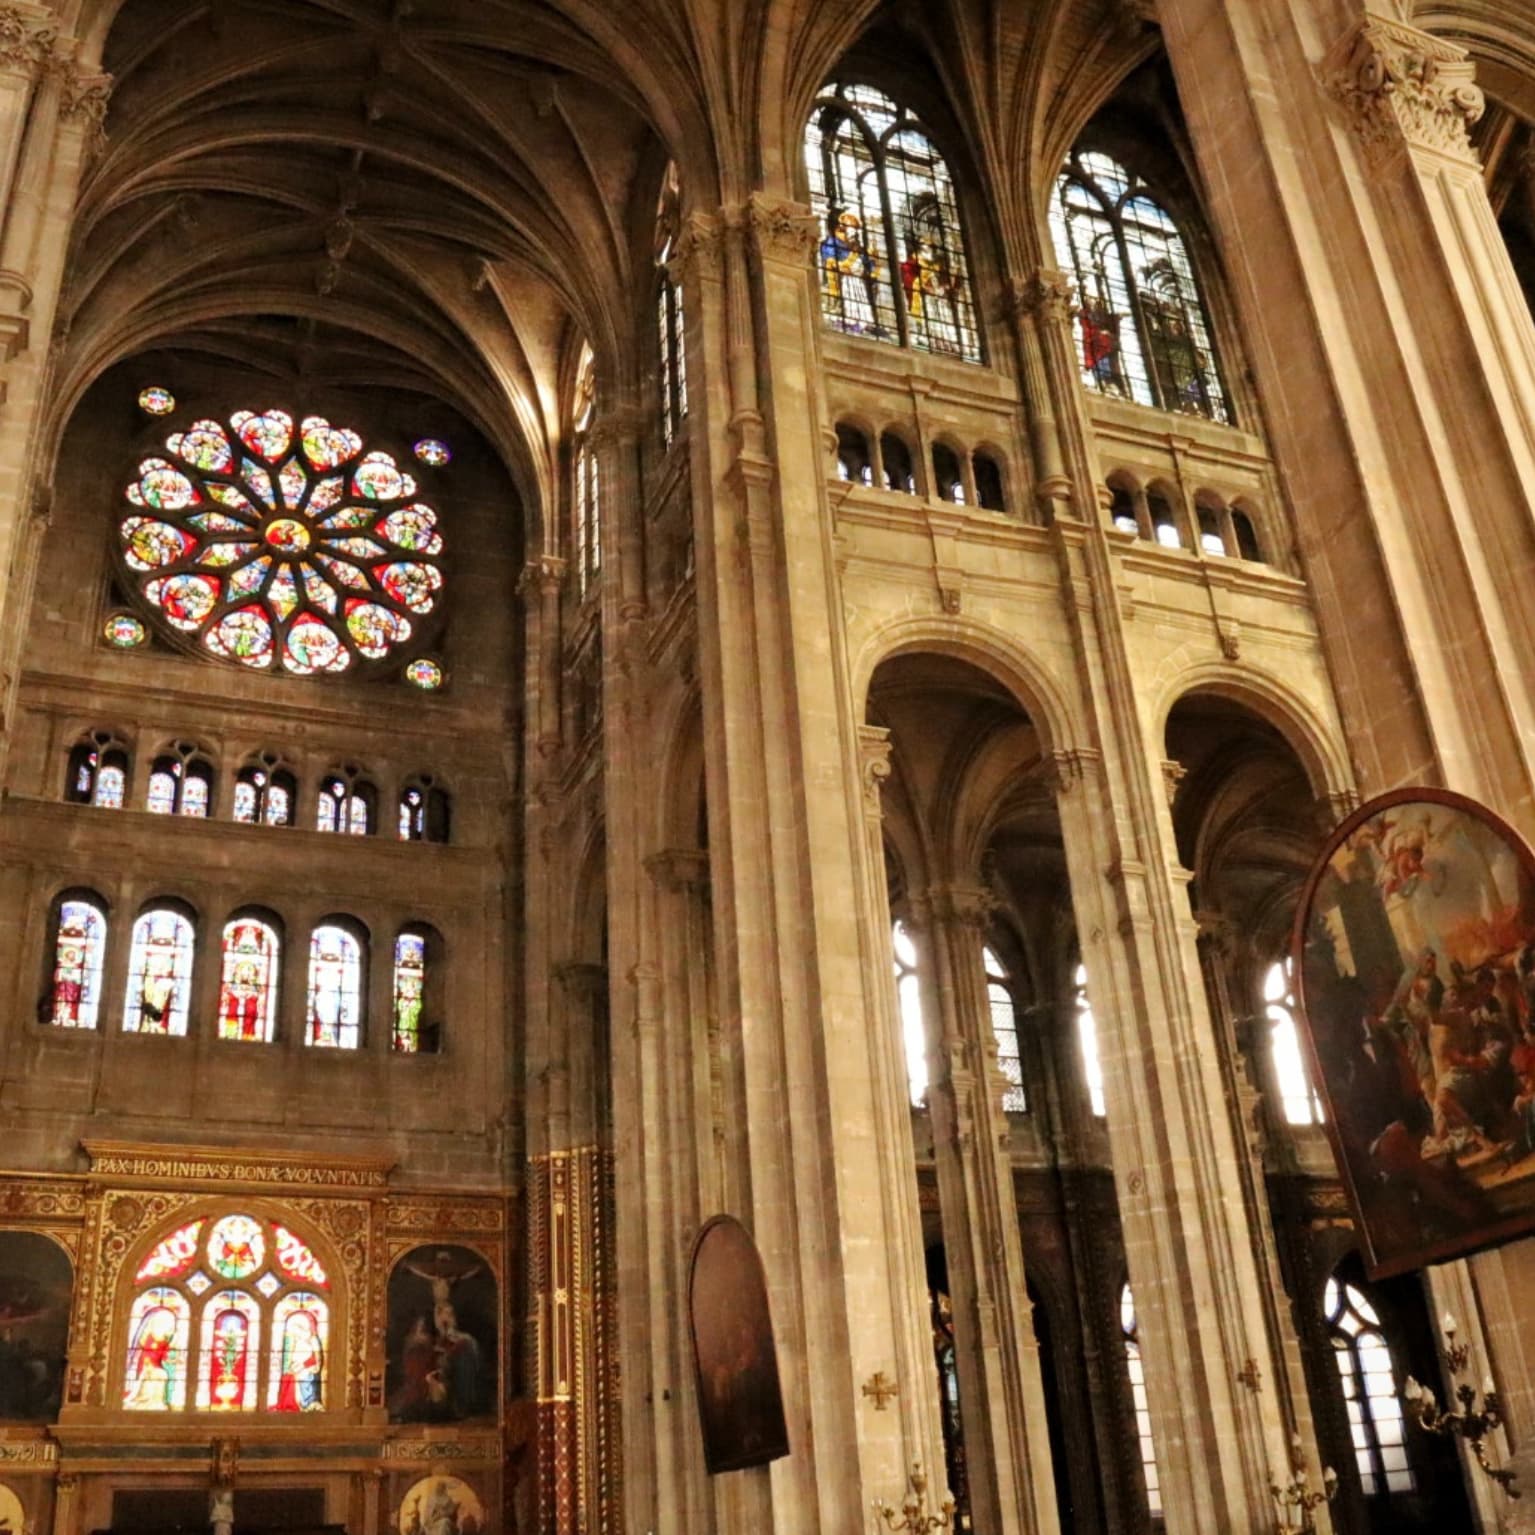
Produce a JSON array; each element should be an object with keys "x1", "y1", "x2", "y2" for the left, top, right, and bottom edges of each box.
[
  {"x1": 643, "y1": 847, "x2": 710, "y2": 893},
  {"x1": 0, "y1": 5, "x2": 59, "y2": 82},
  {"x1": 1040, "y1": 746, "x2": 1101, "y2": 797},
  {"x1": 924, "y1": 883, "x2": 997, "y2": 932},
  {"x1": 1004, "y1": 269, "x2": 1074, "y2": 327},
  {"x1": 667, "y1": 210, "x2": 725, "y2": 285},
  {"x1": 517, "y1": 553, "x2": 566, "y2": 599},
  {"x1": 742, "y1": 192, "x2": 820, "y2": 267},
  {"x1": 858, "y1": 724, "x2": 893, "y2": 813},
  {"x1": 1323, "y1": 12, "x2": 1484, "y2": 166},
  {"x1": 552, "y1": 960, "x2": 607, "y2": 1000}
]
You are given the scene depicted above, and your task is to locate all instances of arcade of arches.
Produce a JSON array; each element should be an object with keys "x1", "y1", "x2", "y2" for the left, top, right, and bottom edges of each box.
[{"x1": 3, "y1": 1, "x2": 1535, "y2": 1532}]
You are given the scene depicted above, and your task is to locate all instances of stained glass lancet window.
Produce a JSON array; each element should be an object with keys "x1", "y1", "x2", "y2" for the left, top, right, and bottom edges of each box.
[
  {"x1": 1121, "y1": 1283, "x2": 1163, "y2": 1518},
  {"x1": 1265, "y1": 959, "x2": 1324, "y2": 1126},
  {"x1": 123, "y1": 905, "x2": 195, "y2": 1035},
  {"x1": 893, "y1": 919, "x2": 928, "y2": 1106},
  {"x1": 218, "y1": 915, "x2": 279, "y2": 1042},
  {"x1": 573, "y1": 344, "x2": 600, "y2": 595},
  {"x1": 116, "y1": 408, "x2": 443, "y2": 674},
  {"x1": 67, "y1": 734, "x2": 128, "y2": 808},
  {"x1": 805, "y1": 82, "x2": 980, "y2": 361},
  {"x1": 318, "y1": 774, "x2": 372, "y2": 835},
  {"x1": 393, "y1": 929, "x2": 428, "y2": 1053},
  {"x1": 307, "y1": 922, "x2": 363, "y2": 1049},
  {"x1": 122, "y1": 1213, "x2": 330, "y2": 1415},
  {"x1": 983, "y1": 946, "x2": 1027, "y2": 1112},
  {"x1": 48, "y1": 894, "x2": 106, "y2": 1029},
  {"x1": 1075, "y1": 961, "x2": 1107, "y2": 1118},
  {"x1": 1325, "y1": 1273, "x2": 1414, "y2": 1495},
  {"x1": 234, "y1": 762, "x2": 295, "y2": 827},
  {"x1": 1050, "y1": 148, "x2": 1229, "y2": 422},
  {"x1": 656, "y1": 164, "x2": 688, "y2": 447}
]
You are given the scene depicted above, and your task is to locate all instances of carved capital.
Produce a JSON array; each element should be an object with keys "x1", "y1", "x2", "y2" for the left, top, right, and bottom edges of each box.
[
  {"x1": 858, "y1": 724, "x2": 893, "y2": 813},
  {"x1": 643, "y1": 847, "x2": 710, "y2": 894},
  {"x1": 1161, "y1": 758, "x2": 1187, "y2": 807},
  {"x1": 1005, "y1": 269, "x2": 1074, "y2": 327},
  {"x1": 0, "y1": 6, "x2": 58, "y2": 79},
  {"x1": 586, "y1": 405, "x2": 645, "y2": 451},
  {"x1": 1324, "y1": 14, "x2": 1483, "y2": 165},
  {"x1": 1041, "y1": 747, "x2": 1100, "y2": 797},
  {"x1": 743, "y1": 193, "x2": 820, "y2": 265},
  {"x1": 552, "y1": 960, "x2": 607, "y2": 1001},
  {"x1": 926, "y1": 883, "x2": 997, "y2": 931},
  {"x1": 61, "y1": 67, "x2": 112, "y2": 135},
  {"x1": 668, "y1": 211, "x2": 725, "y2": 285},
  {"x1": 517, "y1": 554, "x2": 566, "y2": 600}
]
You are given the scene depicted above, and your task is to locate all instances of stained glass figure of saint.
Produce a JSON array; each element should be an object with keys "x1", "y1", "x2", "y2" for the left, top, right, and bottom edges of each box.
[
  {"x1": 393, "y1": 932, "x2": 427, "y2": 1053},
  {"x1": 49, "y1": 897, "x2": 106, "y2": 1029},
  {"x1": 270, "y1": 1295, "x2": 327, "y2": 1412},
  {"x1": 123, "y1": 1288, "x2": 189, "y2": 1410},
  {"x1": 218, "y1": 918, "x2": 279, "y2": 1042},
  {"x1": 307, "y1": 924, "x2": 362, "y2": 1048},
  {"x1": 123, "y1": 906, "x2": 195, "y2": 1035}
]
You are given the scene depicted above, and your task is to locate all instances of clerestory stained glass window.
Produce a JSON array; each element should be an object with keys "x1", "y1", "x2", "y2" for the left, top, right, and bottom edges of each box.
[
  {"x1": 983, "y1": 945, "x2": 1027, "y2": 1113},
  {"x1": 1050, "y1": 148, "x2": 1229, "y2": 422},
  {"x1": 805, "y1": 82, "x2": 980, "y2": 361},
  {"x1": 392, "y1": 929, "x2": 428, "y2": 1054},
  {"x1": 218, "y1": 916, "x2": 279, "y2": 1042},
  {"x1": 123, "y1": 905, "x2": 195, "y2": 1036},
  {"x1": 117, "y1": 408, "x2": 443, "y2": 675},
  {"x1": 307, "y1": 922, "x2": 363, "y2": 1049},
  {"x1": 47, "y1": 894, "x2": 106, "y2": 1029}
]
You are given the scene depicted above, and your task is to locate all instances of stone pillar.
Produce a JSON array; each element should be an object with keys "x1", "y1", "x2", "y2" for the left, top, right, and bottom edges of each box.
[
  {"x1": 1005, "y1": 272, "x2": 1076, "y2": 520},
  {"x1": 912, "y1": 882, "x2": 1063, "y2": 1535},
  {"x1": 48, "y1": 1473, "x2": 77, "y2": 1535}
]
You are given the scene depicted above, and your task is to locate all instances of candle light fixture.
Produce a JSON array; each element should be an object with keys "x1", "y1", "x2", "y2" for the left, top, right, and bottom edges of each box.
[
  {"x1": 1402, "y1": 1314, "x2": 1519, "y2": 1499},
  {"x1": 1269, "y1": 1432, "x2": 1338, "y2": 1533},
  {"x1": 874, "y1": 1462, "x2": 956, "y2": 1532}
]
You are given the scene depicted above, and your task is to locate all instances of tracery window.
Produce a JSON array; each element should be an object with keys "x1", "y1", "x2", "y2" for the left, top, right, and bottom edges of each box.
[
  {"x1": 46, "y1": 892, "x2": 107, "y2": 1029},
  {"x1": 123, "y1": 903, "x2": 195, "y2": 1036},
  {"x1": 983, "y1": 945, "x2": 1026, "y2": 1112},
  {"x1": 117, "y1": 407, "x2": 443, "y2": 675},
  {"x1": 573, "y1": 344, "x2": 601, "y2": 595},
  {"x1": 317, "y1": 773, "x2": 373, "y2": 836},
  {"x1": 805, "y1": 81, "x2": 980, "y2": 360},
  {"x1": 1049, "y1": 148, "x2": 1229, "y2": 423},
  {"x1": 656, "y1": 164, "x2": 689, "y2": 447},
  {"x1": 399, "y1": 779, "x2": 450, "y2": 843},
  {"x1": 1075, "y1": 961, "x2": 1107, "y2": 1118},
  {"x1": 147, "y1": 743, "x2": 214, "y2": 817},
  {"x1": 66, "y1": 732, "x2": 128, "y2": 808},
  {"x1": 1324, "y1": 1272, "x2": 1414, "y2": 1495},
  {"x1": 218, "y1": 914, "x2": 280, "y2": 1043},
  {"x1": 234, "y1": 758, "x2": 295, "y2": 827},
  {"x1": 1264, "y1": 959, "x2": 1324, "y2": 1125},
  {"x1": 122, "y1": 1213, "x2": 330, "y2": 1415},
  {"x1": 893, "y1": 919, "x2": 928, "y2": 1106},
  {"x1": 1121, "y1": 1283, "x2": 1163, "y2": 1518},
  {"x1": 307, "y1": 922, "x2": 364, "y2": 1049},
  {"x1": 392, "y1": 927, "x2": 434, "y2": 1054}
]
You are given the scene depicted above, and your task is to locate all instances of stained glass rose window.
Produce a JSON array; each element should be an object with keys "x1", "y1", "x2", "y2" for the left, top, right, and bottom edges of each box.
[{"x1": 118, "y1": 408, "x2": 444, "y2": 676}]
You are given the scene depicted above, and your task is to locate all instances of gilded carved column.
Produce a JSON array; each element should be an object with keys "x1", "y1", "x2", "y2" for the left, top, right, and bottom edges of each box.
[{"x1": 911, "y1": 882, "x2": 1063, "y2": 1535}]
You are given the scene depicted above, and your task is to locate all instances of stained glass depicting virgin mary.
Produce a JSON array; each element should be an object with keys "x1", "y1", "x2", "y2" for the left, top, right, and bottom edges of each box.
[{"x1": 1295, "y1": 789, "x2": 1535, "y2": 1275}]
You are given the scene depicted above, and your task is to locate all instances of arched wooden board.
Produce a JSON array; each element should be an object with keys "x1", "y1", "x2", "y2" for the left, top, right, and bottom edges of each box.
[
  {"x1": 1292, "y1": 787, "x2": 1535, "y2": 1276},
  {"x1": 688, "y1": 1215, "x2": 789, "y2": 1474}
]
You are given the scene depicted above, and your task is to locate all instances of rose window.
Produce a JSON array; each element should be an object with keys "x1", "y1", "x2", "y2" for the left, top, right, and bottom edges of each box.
[{"x1": 118, "y1": 408, "x2": 444, "y2": 675}]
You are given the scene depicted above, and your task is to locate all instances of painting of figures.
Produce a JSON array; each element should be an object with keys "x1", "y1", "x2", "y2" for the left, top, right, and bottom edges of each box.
[
  {"x1": 397, "y1": 1475, "x2": 484, "y2": 1535},
  {"x1": 0, "y1": 1232, "x2": 71, "y2": 1421},
  {"x1": 689, "y1": 1215, "x2": 789, "y2": 1474},
  {"x1": 1295, "y1": 788, "x2": 1535, "y2": 1275},
  {"x1": 385, "y1": 1245, "x2": 496, "y2": 1423}
]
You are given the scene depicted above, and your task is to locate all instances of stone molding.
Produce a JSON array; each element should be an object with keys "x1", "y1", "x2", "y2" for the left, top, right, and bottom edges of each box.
[{"x1": 1324, "y1": 13, "x2": 1484, "y2": 165}]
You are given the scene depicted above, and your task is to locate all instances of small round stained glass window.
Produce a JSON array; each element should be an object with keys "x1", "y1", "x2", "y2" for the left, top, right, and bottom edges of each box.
[
  {"x1": 138, "y1": 387, "x2": 176, "y2": 416},
  {"x1": 413, "y1": 438, "x2": 451, "y2": 468},
  {"x1": 116, "y1": 408, "x2": 444, "y2": 676},
  {"x1": 104, "y1": 613, "x2": 147, "y2": 649},
  {"x1": 405, "y1": 658, "x2": 444, "y2": 691}
]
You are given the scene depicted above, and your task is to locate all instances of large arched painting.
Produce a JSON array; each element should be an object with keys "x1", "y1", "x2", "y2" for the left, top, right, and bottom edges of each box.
[
  {"x1": 688, "y1": 1215, "x2": 788, "y2": 1473},
  {"x1": 385, "y1": 1245, "x2": 496, "y2": 1423},
  {"x1": 0, "y1": 1231, "x2": 71, "y2": 1421},
  {"x1": 1294, "y1": 788, "x2": 1535, "y2": 1275}
]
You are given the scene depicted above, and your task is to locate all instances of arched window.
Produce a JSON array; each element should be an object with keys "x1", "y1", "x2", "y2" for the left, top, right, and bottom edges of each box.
[
  {"x1": 398, "y1": 778, "x2": 450, "y2": 844},
  {"x1": 1264, "y1": 959, "x2": 1323, "y2": 1125},
  {"x1": 122, "y1": 1212, "x2": 330, "y2": 1415},
  {"x1": 234, "y1": 759, "x2": 296, "y2": 827},
  {"x1": 656, "y1": 162, "x2": 688, "y2": 447},
  {"x1": 835, "y1": 423, "x2": 874, "y2": 485},
  {"x1": 146, "y1": 743, "x2": 214, "y2": 817},
  {"x1": 123, "y1": 903, "x2": 196, "y2": 1036},
  {"x1": 66, "y1": 732, "x2": 129, "y2": 808},
  {"x1": 1147, "y1": 487, "x2": 1182, "y2": 550},
  {"x1": 983, "y1": 945, "x2": 1026, "y2": 1112},
  {"x1": 1231, "y1": 506, "x2": 1263, "y2": 563},
  {"x1": 881, "y1": 431, "x2": 916, "y2": 493},
  {"x1": 392, "y1": 926, "x2": 439, "y2": 1054},
  {"x1": 317, "y1": 772, "x2": 373, "y2": 835},
  {"x1": 218, "y1": 914, "x2": 280, "y2": 1043},
  {"x1": 1050, "y1": 147, "x2": 1230, "y2": 423},
  {"x1": 1324, "y1": 1271, "x2": 1414, "y2": 1495},
  {"x1": 1196, "y1": 499, "x2": 1226, "y2": 557},
  {"x1": 117, "y1": 407, "x2": 442, "y2": 675},
  {"x1": 1075, "y1": 961, "x2": 1107, "y2": 1118},
  {"x1": 307, "y1": 921, "x2": 365, "y2": 1049},
  {"x1": 806, "y1": 81, "x2": 980, "y2": 361},
  {"x1": 973, "y1": 452, "x2": 1005, "y2": 512},
  {"x1": 45, "y1": 892, "x2": 107, "y2": 1029},
  {"x1": 1121, "y1": 1283, "x2": 1163, "y2": 1518},
  {"x1": 932, "y1": 443, "x2": 965, "y2": 504},
  {"x1": 1108, "y1": 479, "x2": 1140, "y2": 535},
  {"x1": 573, "y1": 343, "x2": 600, "y2": 595},
  {"x1": 893, "y1": 919, "x2": 928, "y2": 1106}
]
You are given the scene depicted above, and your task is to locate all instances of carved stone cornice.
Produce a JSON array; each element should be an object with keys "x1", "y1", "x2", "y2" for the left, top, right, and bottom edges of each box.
[
  {"x1": 0, "y1": 6, "x2": 58, "y2": 80},
  {"x1": 1324, "y1": 13, "x2": 1484, "y2": 165},
  {"x1": 1005, "y1": 269, "x2": 1073, "y2": 327},
  {"x1": 858, "y1": 724, "x2": 893, "y2": 814}
]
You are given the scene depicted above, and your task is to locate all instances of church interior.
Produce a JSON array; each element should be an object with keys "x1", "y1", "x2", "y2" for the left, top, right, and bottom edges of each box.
[{"x1": 0, "y1": 0, "x2": 1534, "y2": 1531}]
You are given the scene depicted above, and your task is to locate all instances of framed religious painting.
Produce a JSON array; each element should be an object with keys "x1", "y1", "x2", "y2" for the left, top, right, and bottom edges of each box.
[
  {"x1": 1292, "y1": 787, "x2": 1535, "y2": 1276},
  {"x1": 688, "y1": 1215, "x2": 789, "y2": 1474}
]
